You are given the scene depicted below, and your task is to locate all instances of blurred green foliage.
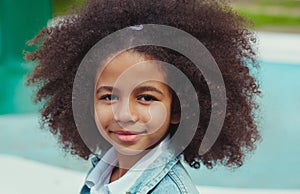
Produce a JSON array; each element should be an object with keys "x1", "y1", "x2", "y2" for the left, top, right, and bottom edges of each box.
[
  {"x1": 237, "y1": 9, "x2": 300, "y2": 27},
  {"x1": 257, "y1": 0, "x2": 300, "y2": 7},
  {"x1": 232, "y1": 0, "x2": 300, "y2": 31},
  {"x1": 52, "y1": 0, "x2": 84, "y2": 16},
  {"x1": 52, "y1": 0, "x2": 300, "y2": 32}
]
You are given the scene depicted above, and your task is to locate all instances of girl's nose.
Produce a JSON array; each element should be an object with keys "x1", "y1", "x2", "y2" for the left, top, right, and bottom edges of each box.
[{"x1": 113, "y1": 98, "x2": 138, "y2": 124}]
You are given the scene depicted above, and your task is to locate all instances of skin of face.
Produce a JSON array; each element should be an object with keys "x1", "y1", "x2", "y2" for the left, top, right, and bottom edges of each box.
[{"x1": 94, "y1": 51, "x2": 179, "y2": 155}]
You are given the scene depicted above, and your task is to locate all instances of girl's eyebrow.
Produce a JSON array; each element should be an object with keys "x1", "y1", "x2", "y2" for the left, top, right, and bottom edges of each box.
[
  {"x1": 134, "y1": 86, "x2": 163, "y2": 95},
  {"x1": 96, "y1": 86, "x2": 120, "y2": 94},
  {"x1": 96, "y1": 86, "x2": 163, "y2": 95}
]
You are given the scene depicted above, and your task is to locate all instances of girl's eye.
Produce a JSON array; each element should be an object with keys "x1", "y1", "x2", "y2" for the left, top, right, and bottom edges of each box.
[
  {"x1": 100, "y1": 94, "x2": 119, "y2": 101},
  {"x1": 137, "y1": 95, "x2": 158, "y2": 102}
]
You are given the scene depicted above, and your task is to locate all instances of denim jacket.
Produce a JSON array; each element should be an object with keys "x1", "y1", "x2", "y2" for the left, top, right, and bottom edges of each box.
[{"x1": 80, "y1": 147, "x2": 199, "y2": 194}]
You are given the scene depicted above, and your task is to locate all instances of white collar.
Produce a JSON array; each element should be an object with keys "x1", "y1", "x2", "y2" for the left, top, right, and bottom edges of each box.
[{"x1": 85, "y1": 135, "x2": 170, "y2": 194}]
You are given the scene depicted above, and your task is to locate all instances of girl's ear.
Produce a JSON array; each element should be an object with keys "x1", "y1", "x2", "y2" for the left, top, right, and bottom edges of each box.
[{"x1": 170, "y1": 112, "x2": 180, "y2": 124}]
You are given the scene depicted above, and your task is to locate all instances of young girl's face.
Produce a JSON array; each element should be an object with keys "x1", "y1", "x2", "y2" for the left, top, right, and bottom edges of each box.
[{"x1": 94, "y1": 51, "x2": 179, "y2": 154}]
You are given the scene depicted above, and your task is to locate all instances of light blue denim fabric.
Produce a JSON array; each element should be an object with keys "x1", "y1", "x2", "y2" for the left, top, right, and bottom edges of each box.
[{"x1": 80, "y1": 147, "x2": 199, "y2": 194}]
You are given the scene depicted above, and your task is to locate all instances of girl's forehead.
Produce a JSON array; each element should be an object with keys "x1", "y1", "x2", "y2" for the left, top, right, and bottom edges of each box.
[{"x1": 96, "y1": 51, "x2": 166, "y2": 85}]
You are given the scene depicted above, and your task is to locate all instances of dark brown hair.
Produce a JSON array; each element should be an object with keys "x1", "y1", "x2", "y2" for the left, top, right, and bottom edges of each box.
[{"x1": 25, "y1": 0, "x2": 261, "y2": 169}]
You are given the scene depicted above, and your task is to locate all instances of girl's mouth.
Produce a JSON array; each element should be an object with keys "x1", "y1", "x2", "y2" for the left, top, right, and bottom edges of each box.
[{"x1": 110, "y1": 130, "x2": 145, "y2": 142}]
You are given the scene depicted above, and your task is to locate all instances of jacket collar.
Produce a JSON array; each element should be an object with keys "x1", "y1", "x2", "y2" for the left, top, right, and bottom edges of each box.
[
  {"x1": 81, "y1": 146, "x2": 179, "y2": 194},
  {"x1": 84, "y1": 135, "x2": 180, "y2": 194}
]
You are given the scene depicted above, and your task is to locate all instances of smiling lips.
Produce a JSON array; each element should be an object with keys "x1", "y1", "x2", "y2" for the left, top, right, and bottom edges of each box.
[{"x1": 111, "y1": 130, "x2": 145, "y2": 142}]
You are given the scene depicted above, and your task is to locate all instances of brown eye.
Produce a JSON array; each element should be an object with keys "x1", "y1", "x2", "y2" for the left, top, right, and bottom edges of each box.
[
  {"x1": 137, "y1": 95, "x2": 158, "y2": 102},
  {"x1": 100, "y1": 94, "x2": 119, "y2": 101}
]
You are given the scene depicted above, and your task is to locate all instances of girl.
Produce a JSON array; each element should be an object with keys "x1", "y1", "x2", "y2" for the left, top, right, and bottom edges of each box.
[{"x1": 25, "y1": 0, "x2": 261, "y2": 193}]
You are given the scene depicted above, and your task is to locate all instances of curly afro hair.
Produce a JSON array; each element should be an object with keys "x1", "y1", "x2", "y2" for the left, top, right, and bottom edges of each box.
[{"x1": 25, "y1": 0, "x2": 261, "y2": 169}]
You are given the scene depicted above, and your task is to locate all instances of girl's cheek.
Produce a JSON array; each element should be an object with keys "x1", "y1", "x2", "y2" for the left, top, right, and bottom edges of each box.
[
  {"x1": 94, "y1": 104, "x2": 113, "y2": 130},
  {"x1": 145, "y1": 102, "x2": 168, "y2": 134}
]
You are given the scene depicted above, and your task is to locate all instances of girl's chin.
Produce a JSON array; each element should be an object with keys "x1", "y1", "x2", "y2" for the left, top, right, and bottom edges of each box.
[{"x1": 112, "y1": 144, "x2": 149, "y2": 156}]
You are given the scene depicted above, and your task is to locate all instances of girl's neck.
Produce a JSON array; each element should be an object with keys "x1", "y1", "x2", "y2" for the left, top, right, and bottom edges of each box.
[{"x1": 109, "y1": 150, "x2": 149, "y2": 182}]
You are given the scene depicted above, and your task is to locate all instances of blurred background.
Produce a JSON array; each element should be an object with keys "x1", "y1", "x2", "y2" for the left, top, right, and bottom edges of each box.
[{"x1": 0, "y1": 0, "x2": 300, "y2": 191}]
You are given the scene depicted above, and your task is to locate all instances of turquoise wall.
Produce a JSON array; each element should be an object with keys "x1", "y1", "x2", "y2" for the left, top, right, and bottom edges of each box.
[{"x1": 0, "y1": 0, "x2": 52, "y2": 114}]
